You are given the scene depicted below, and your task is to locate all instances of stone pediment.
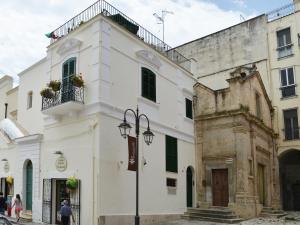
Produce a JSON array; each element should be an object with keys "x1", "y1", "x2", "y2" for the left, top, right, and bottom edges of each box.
[
  {"x1": 136, "y1": 50, "x2": 162, "y2": 69},
  {"x1": 57, "y1": 38, "x2": 82, "y2": 56}
]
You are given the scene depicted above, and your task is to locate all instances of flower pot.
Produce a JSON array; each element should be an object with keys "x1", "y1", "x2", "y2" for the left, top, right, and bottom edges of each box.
[
  {"x1": 48, "y1": 80, "x2": 61, "y2": 92},
  {"x1": 40, "y1": 88, "x2": 54, "y2": 98}
]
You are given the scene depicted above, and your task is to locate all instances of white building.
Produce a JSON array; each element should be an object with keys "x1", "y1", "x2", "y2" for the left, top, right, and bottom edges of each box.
[{"x1": 0, "y1": 1, "x2": 197, "y2": 224}]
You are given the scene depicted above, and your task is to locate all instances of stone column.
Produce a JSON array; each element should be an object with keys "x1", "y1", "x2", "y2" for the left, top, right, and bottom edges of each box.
[
  {"x1": 232, "y1": 120, "x2": 255, "y2": 219},
  {"x1": 195, "y1": 122, "x2": 205, "y2": 206},
  {"x1": 271, "y1": 138, "x2": 281, "y2": 209}
]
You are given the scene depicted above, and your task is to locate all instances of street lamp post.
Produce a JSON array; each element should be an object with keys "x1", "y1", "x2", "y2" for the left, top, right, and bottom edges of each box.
[{"x1": 118, "y1": 106, "x2": 154, "y2": 225}]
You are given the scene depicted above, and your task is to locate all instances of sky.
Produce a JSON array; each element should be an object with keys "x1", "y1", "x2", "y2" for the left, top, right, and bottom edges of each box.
[{"x1": 0, "y1": 0, "x2": 293, "y2": 82}]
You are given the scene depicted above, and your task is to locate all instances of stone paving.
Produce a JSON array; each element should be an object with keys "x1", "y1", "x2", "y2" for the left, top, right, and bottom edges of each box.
[
  {"x1": 153, "y1": 212, "x2": 300, "y2": 225},
  {"x1": 6, "y1": 212, "x2": 300, "y2": 225}
]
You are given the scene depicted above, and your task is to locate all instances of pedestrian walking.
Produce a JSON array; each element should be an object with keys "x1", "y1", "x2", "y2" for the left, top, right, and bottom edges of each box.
[
  {"x1": 12, "y1": 194, "x2": 22, "y2": 222},
  {"x1": 0, "y1": 192, "x2": 6, "y2": 215},
  {"x1": 60, "y1": 200, "x2": 75, "y2": 225}
]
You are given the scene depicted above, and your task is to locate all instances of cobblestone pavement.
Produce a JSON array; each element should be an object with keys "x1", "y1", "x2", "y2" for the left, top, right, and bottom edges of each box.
[
  {"x1": 154, "y1": 212, "x2": 300, "y2": 225},
  {"x1": 6, "y1": 212, "x2": 300, "y2": 225}
]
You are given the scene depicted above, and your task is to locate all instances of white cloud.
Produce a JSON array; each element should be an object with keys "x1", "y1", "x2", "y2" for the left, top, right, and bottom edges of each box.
[
  {"x1": 233, "y1": 0, "x2": 247, "y2": 8},
  {"x1": 0, "y1": 0, "x2": 254, "y2": 82}
]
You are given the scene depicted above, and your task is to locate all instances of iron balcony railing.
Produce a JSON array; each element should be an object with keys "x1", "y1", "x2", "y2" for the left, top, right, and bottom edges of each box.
[
  {"x1": 267, "y1": 3, "x2": 295, "y2": 22},
  {"x1": 41, "y1": 82, "x2": 84, "y2": 111},
  {"x1": 49, "y1": 0, "x2": 190, "y2": 66}
]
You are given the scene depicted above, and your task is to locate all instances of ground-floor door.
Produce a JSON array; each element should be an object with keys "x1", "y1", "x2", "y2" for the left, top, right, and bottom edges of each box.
[
  {"x1": 212, "y1": 169, "x2": 229, "y2": 207},
  {"x1": 55, "y1": 180, "x2": 70, "y2": 224},
  {"x1": 257, "y1": 164, "x2": 266, "y2": 205},
  {"x1": 26, "y1": 161, "x2": 33, "y2": 211},
  {"x1": 0, "y1": 178, "x2": 8, "y2": 198},
  {"x1": 42, "y1": 178, "x2": 80, "y2": 225},
  {"x1": 293, "y1": 184, "x2": 300, "y2": 210},
  {"x1": 186, "y1": 167, "x2": 193, "y2": 207}
]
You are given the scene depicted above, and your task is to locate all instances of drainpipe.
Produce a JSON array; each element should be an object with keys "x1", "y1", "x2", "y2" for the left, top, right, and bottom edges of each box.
[{"x1": 4, "y1": 103, "x2": 8, "y2": 119}]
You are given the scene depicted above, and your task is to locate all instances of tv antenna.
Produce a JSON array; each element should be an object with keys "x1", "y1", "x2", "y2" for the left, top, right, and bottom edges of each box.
[
  {"x1": 153, "y1": 10, "x2": 174, "y2": 43},
  {"x1": 240, "y1": 14, "x2": 246, "y2": 22}
]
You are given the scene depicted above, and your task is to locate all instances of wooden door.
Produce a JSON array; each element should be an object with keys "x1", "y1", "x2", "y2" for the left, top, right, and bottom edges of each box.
[
  {"x1": 293, "y1": 184, "x2": 300, "y2": 210},
  {"x1": 212, "y1": 169, "x2": 229, "y2": 207},
  {"x1": 257, "y1": 164, "x2": 265, "y2": 205},
  {"x1": 186, "y1": 167, "x2": 193, "y2": 207},
  {"x1": 26, "y1": 161, "x2": 33, "y2": 211}
]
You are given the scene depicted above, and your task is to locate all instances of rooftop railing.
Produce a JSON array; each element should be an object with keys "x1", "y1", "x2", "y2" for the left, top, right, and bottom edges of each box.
[
  {"x1": 267, "y1": 3, "x2": 295, "y2": 22},
  {"x1": 50, "y1": 0, "x2": 190, "y2": 67}
]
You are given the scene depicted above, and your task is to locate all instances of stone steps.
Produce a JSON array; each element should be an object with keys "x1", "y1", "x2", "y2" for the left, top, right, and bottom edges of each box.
[
  {"x1": 20, "y1": 210, "x2": 32, "y2": 222},
  {"x1": 183, "y1": 207, "x2": 243, "y2": 224},
  {"x1": 260, "y1": 207, "x2": 287, "y2": 218}
]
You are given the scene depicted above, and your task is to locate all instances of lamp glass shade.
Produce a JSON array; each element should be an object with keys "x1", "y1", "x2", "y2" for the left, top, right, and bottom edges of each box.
[
  {"x1": 118, "y1": 120, "x2": 131, "y2": 138},
  {"x1": 143, "y1": 128, "x2": 154, "y2": 145}
]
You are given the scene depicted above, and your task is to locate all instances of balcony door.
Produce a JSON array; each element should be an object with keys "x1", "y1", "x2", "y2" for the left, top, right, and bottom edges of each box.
[{"x1": 62, "y1": 58, "x2": 76, "y2": 103}]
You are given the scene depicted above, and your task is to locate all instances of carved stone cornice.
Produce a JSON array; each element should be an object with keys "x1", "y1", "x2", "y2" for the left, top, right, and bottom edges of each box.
[
  {"x1": 57, "y1": 38, "x2": 82, "y2": 56},
  {"x1": 136, "y1": 50, "x2": 162, "y2": 69}
]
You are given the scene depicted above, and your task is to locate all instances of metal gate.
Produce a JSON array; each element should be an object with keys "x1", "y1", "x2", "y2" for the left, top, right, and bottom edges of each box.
[
  {"x1": 70, "y1": 180, "x2": 80, "y2": 225},
  {"x1": 42, "y1": 179, "x2": 52, "y2": 224}
]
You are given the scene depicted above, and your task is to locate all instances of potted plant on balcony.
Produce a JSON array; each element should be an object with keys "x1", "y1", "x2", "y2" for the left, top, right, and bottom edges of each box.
[
  {"x1": 71, "y1": 73, "x2": 84, "y2": 87},
  {"x1": 66, "y1": 176, "x2": 78, "y2": 191},
  {"x1": 40, "y1": 87, "x2": 54, "y2": 98},
  {"x1": 48, "y1": 80, "x2": 61, "y2": 92}
]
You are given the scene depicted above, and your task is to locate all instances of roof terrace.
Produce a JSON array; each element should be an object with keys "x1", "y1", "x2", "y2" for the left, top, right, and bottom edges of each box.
[{"x1": 49, "y1": 0, "x2": 190, "y2": 68}]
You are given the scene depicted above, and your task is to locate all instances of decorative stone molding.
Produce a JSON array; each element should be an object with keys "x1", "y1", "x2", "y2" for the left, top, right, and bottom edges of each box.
[
  {"x1": 136, "y1": 50, "x2": 162, "y2": 69},
  {"x1": 57, "y1": 38, "x2": 82, "y2": 56}
]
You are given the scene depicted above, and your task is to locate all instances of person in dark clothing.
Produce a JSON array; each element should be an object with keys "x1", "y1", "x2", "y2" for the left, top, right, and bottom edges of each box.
[
  {"x1": 0, "y1": 192, "x2": 6, "y2": 215},
  {"x1": 60, "y1": 200, "x2": 75, "y2": 225}
]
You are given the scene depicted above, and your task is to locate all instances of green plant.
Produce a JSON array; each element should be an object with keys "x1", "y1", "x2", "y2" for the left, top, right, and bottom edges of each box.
[
  {"x1": 66, "y1": 176, "x2": 78, "y2": 190},
  {"x1": 71, "y1": 74, "x2": 84, "y2": 87},
  {"x1": 48, "y1": 80, "x2": 61, "y2": 92},
  {"x1": 40, "y1": 88, "x2": 54, "y2": 98}
]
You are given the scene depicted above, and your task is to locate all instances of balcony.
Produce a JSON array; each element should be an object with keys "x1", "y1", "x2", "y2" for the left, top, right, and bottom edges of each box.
[{"x1": 41, "y1": 83, "x2": 84, "y2": 116}]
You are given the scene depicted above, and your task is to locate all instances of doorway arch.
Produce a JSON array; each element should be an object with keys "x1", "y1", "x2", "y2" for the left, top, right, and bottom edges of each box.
[
  {"x1": 279, "y1": 149, "x2": 300, "y2": 211},
  {"x1": 24, "y1": 160, "x2": 33, "y2": 211},
  {"x1": 186, "y1": 166, "x2": 194, "y2": 207}
]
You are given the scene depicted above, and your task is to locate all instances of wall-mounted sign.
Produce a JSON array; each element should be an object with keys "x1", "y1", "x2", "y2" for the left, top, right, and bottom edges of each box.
[
  {"x1": 55, "y1": 155, "x2": 67, "y2": 172},
  {"x1": 4, "y1": 162, "x2": 9, "y2": 173}
]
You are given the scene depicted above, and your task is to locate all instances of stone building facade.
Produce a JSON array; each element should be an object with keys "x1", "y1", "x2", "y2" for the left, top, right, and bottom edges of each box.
[
  {"x1": 176, "y1": 0, "x2": 300, "y2": 212},
  {"x1": 193, "y1": 67, "x2": 280, "y2": 218}
]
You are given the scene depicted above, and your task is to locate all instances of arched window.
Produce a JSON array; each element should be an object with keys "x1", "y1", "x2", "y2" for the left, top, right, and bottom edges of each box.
[{"x1": 141, "y1": 67, "x2": 156, "y2": 102}]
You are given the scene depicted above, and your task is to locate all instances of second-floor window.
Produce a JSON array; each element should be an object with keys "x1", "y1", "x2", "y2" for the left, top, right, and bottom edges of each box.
[
  {"x1": 277, "y1": 28, "x2": 292, "y2": 58},
  {"x1": 141, "y1": 67, "x2": 156, "y2": 102},
  {"x1": 283, "y1": 108, "x2": 299, "y2": 140},
  {"x1": 62, "y1": 57, "x2": 76, "y2": 84},
  {"x1": 185, "y1": 98, "x2": 193, "y2": 119},
  {"x1": 166, "y1": 135, "x2": 178, "y2": 173},
  {"x1": 280, "y1": 67, "x2": 296, "y2": 98},
  {"x1": 27, "y1": 91, "x2": 33, "y2": 109}
]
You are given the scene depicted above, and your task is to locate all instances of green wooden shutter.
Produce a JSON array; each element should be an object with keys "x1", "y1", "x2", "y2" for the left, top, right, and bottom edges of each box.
[
  {"x1": 186, "y1": 98, "x2": 193, "y2": 119},
  {"x1": 141, "y1": 67, "x2": 156, "y2": 102},
  {"x1": 142, "y1": 68, "x2": 149, "y2": 98},
  {"x1": 149, "y1": 72, "x2": 156, "y2": 102},
  {"x1": 166, "y1": 135, "x2": 178, "y2": 173}
]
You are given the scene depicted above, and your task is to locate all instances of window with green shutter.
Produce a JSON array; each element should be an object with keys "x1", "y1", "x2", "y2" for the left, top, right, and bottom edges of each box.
[
  {"x1": 166, "y1": 135, "x2": 178, "y2": 173},
  {"x1": 185, "y1": 98, "x2": 193, "y2": 119},
  {"x1": 141, "y1": 67, "x2": 156, "y2": 102}
]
